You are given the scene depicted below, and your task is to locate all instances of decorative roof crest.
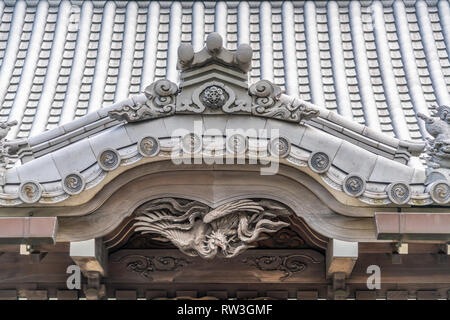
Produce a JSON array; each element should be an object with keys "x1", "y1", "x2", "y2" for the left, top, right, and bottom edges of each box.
[
  {"x1": 108, "y1": 33, "x2": 318, "y2": 125},
  {"x1": 418, "y1": 105, "x2": 450, "y2": 178},
  {"x1": 177, "y1": 32, "x2": 253, "y2": 73},
  {"x1": 109, "y1": 79, "x2": 178, "y2": 122},
  {"x1": 0, "y1": 120, "x2": 17, "y2": 185}
]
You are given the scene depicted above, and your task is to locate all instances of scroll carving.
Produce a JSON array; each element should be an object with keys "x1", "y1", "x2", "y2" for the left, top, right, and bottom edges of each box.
[
  {"x1": 115, "y1": 254, "x2": 191, "y2": 280},
  {"x1": 133, "y1": 198, "x2": 290, "y2": 259},
  {"x1": 108, "y1": 79, "x2": 178, "y2": 122},
  {"x1": 108, "y1": 36, "x2": 319, "y2": 125},
  {"x1": 255, "y1": 228, "x2": 305, "y2": 249},
  {"x1": 248, "y1": 80, "x2": 319, "y2": 123},
  {"x1": 241, "y1": 253, "x2": 322, "y2": 280}
]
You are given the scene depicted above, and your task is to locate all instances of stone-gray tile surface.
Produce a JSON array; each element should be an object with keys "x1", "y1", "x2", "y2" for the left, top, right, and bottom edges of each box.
[{"x1": 0, "y1": 0, "x2": 447, "y2": 145}]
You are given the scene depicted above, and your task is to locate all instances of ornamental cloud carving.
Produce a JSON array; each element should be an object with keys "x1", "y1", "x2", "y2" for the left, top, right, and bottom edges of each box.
[{"x1": 108, "y1": 79, "x2": 178, "y2": 122}]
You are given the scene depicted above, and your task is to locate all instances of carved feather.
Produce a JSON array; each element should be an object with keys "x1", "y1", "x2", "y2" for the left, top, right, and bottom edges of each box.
[
  {"x1": 134, "y1": 218, "x2": 208, "y2": 253},
  {"x1": 203, "y1": 199, "x2": 264, "y2": 223}
]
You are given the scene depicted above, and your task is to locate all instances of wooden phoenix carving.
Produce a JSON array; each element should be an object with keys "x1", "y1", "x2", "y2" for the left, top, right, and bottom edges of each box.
[{"x1": 133, "y1": 198, "x2": 290, "y2": 259}]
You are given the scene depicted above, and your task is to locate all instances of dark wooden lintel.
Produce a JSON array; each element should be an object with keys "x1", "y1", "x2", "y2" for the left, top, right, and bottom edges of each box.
[{"x1": 376, "y1": 212, "x2": 450, "y2": 241}]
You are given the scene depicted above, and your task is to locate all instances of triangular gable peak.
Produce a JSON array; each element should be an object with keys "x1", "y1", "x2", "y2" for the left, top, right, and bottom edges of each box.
[
  {"x1": 106, "y1": 33, "x2": 425, "y2": 163},
  {"x1": 0, "y1": 33, "x2": 448, "y2": 209},
  {"x1": 108, "y1": 33, "x2": 320, "y2": 123}
]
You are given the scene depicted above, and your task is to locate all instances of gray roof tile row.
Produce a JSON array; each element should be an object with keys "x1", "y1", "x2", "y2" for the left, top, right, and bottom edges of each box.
[{"x1": 0, "y1": 0, "x2": 448, "y2": 144}]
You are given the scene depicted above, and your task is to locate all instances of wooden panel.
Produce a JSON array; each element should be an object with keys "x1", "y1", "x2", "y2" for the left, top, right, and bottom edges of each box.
[
  {"x1": 0, "y1": 247, "x2": 448, "y2": 300},
  {"x1": 145, "y1": 290, "x2": 167, "y2": 300},
  {"x1": 296, "y1": 291, "x2": 318, "y2": 300},
  {"x1": 416, "y1": 290, "x2": 440, "y2": 300},
  {"x1": 108, "y1": 249, "x2": 325, "y2": 284},
  {"x1": 206, "y1": 291, "x2": 228, "y2": 299},
  {"x1": 0, "y1": 290, "x2": 17, "y2": 300},
  {"x1": 349, "y1": 253, "x2": 450, "y2": 285},
  {"x1": 355, "y1": 291, "x2": 377, "y2": 300},
  {"x1": 0, "y1": 252, "x2": 73, "y2": 283},
  {"x1": 236, "y1": 291, "x2": 258, "y2": 299},
  {"x1": 56, "y1": 290, "x2": 78, "y2": 300},
  {"x1": 358, "y1": 242, "x2": 441, "y2": 254},
  {"x1": 386, "y1": 291, "x2": 409, "y2": 300},
  {"x1": 115, "y1": 290, "x2": 137, "y2": 300},
  {"x1": 176, "y1": 291, "x2": 197, "y2": 298},
  {"x1": 266, "y1": 291, "x2": 288, "y2": 299},
  {"x1": 23, "y1": 290, "x2": 48, "y2": 300}
]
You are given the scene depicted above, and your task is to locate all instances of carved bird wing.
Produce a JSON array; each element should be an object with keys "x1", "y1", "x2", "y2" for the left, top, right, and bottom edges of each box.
[
  {"x1": 203, "y1": 199, "x2": 264, "y2": 224},
  {"x1": 134, "y1": 218, "x2": 194, "y2": 248},
  {"x1": 133, "y1": 210, "x2": 209, "y2": 257}
]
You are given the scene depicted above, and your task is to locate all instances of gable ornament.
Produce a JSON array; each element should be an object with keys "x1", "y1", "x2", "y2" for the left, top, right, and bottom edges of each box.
[
  {"x1": 248, "y1": 80, "x2": 319, "y2": 122},
  {"x1": 108, "y1": 33, "x2": 318, "y2": 125},
  {"x1": 109, "y1": 79, "x2": 178, "y2": 122},
  {"x1": 418, "y1": 105, "x2": 450, "y2": 193},
  {"x1": 418, "y1": 105, "x2": 450, "y2": 171},
  {"x1": 133, "y1": 198, "x2": 290, "y2": 259},
  {"x1": 0, "y1": 120, "x2": 17, "y2": 186}
]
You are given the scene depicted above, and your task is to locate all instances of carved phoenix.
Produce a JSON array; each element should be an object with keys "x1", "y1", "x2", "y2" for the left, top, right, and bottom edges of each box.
[{"x1": 133, "y1": 198, "x2": 290, "y2": 259}]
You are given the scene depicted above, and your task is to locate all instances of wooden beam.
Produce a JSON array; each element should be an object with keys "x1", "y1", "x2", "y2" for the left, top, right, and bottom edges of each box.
[
  {"x1": 0, "y1": 217, "x2": 57, "y2": 245},
  {"x1": 0, "y1": 290, "x2": 17, "y2": 300},
  {"x1": 355, "y1": 290, "x2": 377, "y2": 300},
  {"x1": 56, "y1": 290, "x2": 78, "y2": 300},
  {"x1": 375, "y1": 212, "x2": 450, "y2": 240},
  {"x1": 326, "y1": 239, "x2": 358, "y2": 278},
  {"x1": 146, "y1": 290, "x2": 167, "y2": 300},
  {"x1": 386, "y1": 290, "x2": 408, "y2": 300},
  {"x1": 236, "y1": 291, "x2": 257, "y2": 299},
  {"x1": 441, "y1": 244, "x2": 450, "y2": 255},
  {"x1": 296, "y1": 291, "x2": 318, "y2": 300},
  {"x1": 115, "y1": 290, "x2": 137, "y2": 300},
  {"x1": 70, "y1": 239, "x2": 107, "y2": 300},
  {"x1": 69, "y1": 238, "x2": 107, "y2": 276},
  {"x1": 266, "y1": 291, "x2": 288, "y2": 299},
  {"x1": 416, "y1": 290, "x2": 440, "y2": 300},
  {"x1": 329, "y1": 272, "x2": 348, "y2": 300},
  {"x1": 206, "y1": 291, "x2": 228, "y2": 299},
  {"x1": 22, "y1": 290, "x2": 48, "y2": 300},
  {"x1": 176, "y1": 291, "x2": 198, "y2": 298},
  {"x1": 83, "y1": 271, "x2": 105, "y2": 300},
  {"x1": 396, "y1": 243, "x2": 408, "y2": 254}
]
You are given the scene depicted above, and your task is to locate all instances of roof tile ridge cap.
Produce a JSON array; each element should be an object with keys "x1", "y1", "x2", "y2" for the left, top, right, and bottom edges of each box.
[
  {"x1": 177, "y1": 32, "x2": 253, "y2": 74},
  {"x1": 26, "y1": 93, "x2": 146, "y2": 147},
  {"x1": 281, "y1": 94, "x2": 426, "y2": 153}
]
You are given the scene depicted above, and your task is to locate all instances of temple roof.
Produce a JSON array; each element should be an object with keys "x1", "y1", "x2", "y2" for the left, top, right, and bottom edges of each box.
[
  {"x1": 0, "y1": 0, "x2": 448, "y2": 142},
  {"x1": 0, "y1": 29, "x2": 446, "y2": 209},
  {"x1": 0, "y1": 0, "x2": 448, "y2": 209}
]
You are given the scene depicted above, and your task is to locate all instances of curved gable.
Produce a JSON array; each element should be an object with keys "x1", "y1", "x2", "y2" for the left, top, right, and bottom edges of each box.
[{"x1": 0, "y1": 33, "x2": 447, "y2": 210}]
